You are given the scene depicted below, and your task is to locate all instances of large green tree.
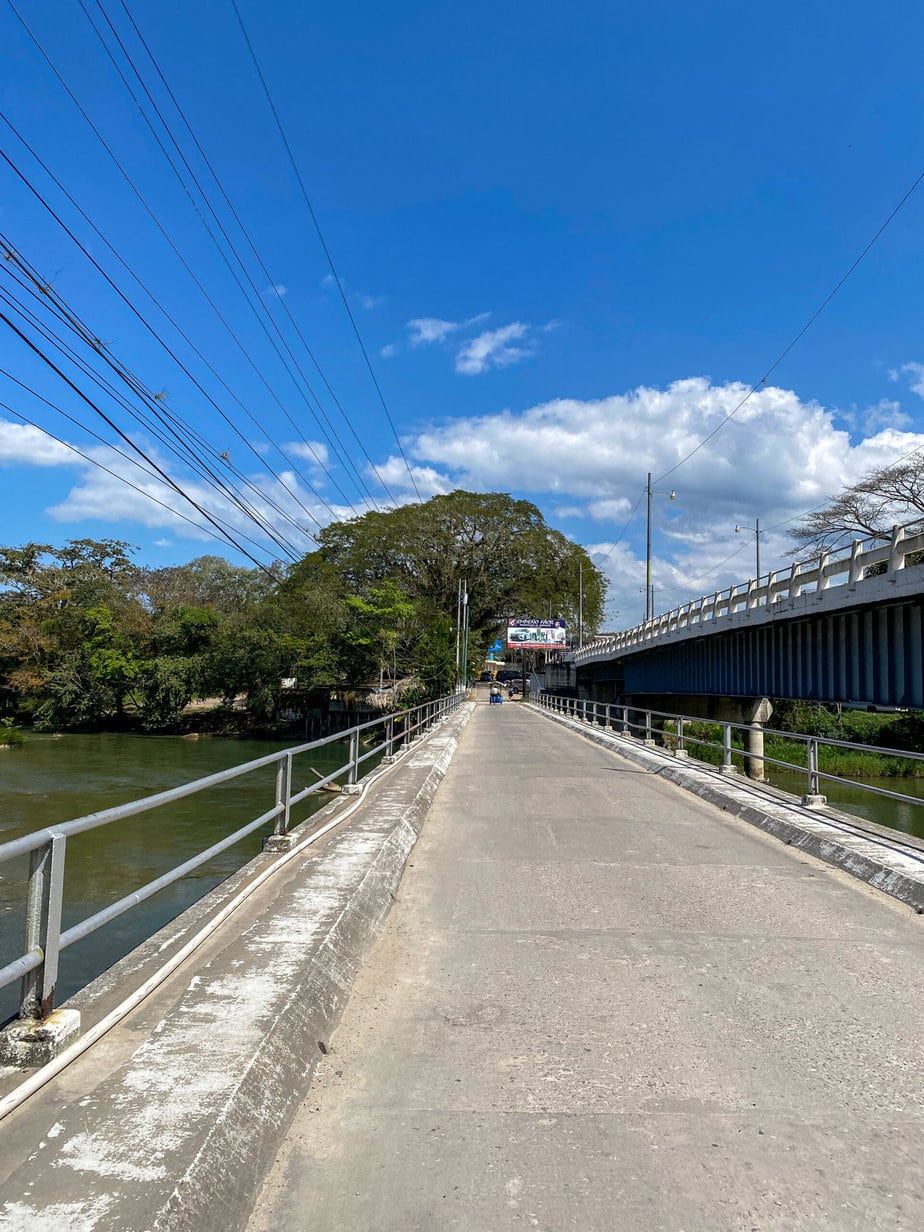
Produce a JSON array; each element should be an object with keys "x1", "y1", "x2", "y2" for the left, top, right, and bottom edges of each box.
[{"x1": 287, "y1": 491, "x2": 606, "y2": 679}]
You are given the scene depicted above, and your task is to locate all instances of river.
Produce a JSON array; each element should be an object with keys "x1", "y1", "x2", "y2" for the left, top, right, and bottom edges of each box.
[{"x1": 0, "y1": 731, "x2": 366, "y2": 1023}]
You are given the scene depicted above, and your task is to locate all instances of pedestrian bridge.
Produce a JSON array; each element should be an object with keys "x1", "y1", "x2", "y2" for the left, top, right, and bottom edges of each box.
[
  {"x1": 570, "y1": 519, "x2": 924, "y2": 709},
  {"x1": 0, "y1": 696, "x2": 921, "y2": 1230}
]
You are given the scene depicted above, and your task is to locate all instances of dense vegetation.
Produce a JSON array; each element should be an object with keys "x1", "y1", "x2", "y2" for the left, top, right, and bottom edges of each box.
[{"x1": 0, "y1": 491, "x2": 604, "y2": 732}]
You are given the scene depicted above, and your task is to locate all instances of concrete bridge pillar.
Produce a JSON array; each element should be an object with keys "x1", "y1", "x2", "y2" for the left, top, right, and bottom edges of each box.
[
  {"x1": 743, "y1": 697, "x2": 773, "y2": 782},
  {"x1": 622, "y1": 694, "x2": 774, "y2": 782}
]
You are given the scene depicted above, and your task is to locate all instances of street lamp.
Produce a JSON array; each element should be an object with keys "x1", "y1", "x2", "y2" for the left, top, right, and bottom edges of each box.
[
  {"x1": 646, "y1": 472, "x2": 677, "y2": 621},
  {"x1": 735, "y1": 518, "x2": 761, "y2": 588}
]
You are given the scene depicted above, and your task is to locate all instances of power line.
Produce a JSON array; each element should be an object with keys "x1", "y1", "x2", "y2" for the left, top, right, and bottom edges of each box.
[
  {"x1": 654, "y1": 167, "x2": 924, "y2": 485},
  {"x1": 0, "y1": 394, "x2": 280, "y2": 559},
  {"x1": 228, "y1": 0, "x2": 422, "y2": 501},
  {"x1": 0, "y1": 307, "x2": 280, "y2": 577},
  {"x1": 116, "y1": 0, "x2": 399, "y2": 507},
  {"x1": 4, "y1": 0, "x2": 358, "y2": 525},
  {"x1": 0, "y1": 124, "x2": 333, "y2": 537},
  {"x1": 0, "y1": 251, "x2": 311, "y2": 556},
  {"x1": 77, "y1": 0, "x2": 379, "y2": 513},
  {"x1": 590, "y1": 488, "x2": 646, "y2": 567}
]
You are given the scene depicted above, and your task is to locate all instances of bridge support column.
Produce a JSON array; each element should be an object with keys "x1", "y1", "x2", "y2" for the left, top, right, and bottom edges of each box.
[
  {"x1": 623, "y1": 694, "x2": 773, "y2": 781},
  {"x1": 742, "y1": 698, "x2": 773, "y2": 782}
]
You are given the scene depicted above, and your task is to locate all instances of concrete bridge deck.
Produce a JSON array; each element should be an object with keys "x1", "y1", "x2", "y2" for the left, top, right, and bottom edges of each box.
[
  {"x1": 250, "y1": 697, "x2": 922, "y2": 1231},
  {"x1": 0, "y1": 697, "x2": 921, "y2": 1230}
]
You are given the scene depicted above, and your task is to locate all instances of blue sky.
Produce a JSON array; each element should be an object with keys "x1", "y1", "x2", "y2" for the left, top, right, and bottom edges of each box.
[{"x1": 2, "y1": 0, "x2": 924, "y2": 625}]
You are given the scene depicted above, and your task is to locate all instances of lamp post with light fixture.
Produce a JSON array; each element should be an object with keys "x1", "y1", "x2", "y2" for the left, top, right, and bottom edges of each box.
[
  {"x1": 646, "y1": 473, "x2": 677, "y2": 620},
  {"x1": 735, "y1": 518, "x2": 761, "y2": 591}
]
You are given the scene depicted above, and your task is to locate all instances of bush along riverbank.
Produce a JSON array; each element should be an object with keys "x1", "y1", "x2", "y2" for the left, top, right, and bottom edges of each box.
[
  {"x1": 664, "y1": 702, "x2": 924, "y2": 780},
  {"x1": 0, "y1": 718, "x2": 25, "y2": 747}
]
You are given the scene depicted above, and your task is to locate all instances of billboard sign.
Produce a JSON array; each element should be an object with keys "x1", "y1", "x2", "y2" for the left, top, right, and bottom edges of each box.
[{"x1": 506, "y1": 618, "x2": 567, "y2": 650}]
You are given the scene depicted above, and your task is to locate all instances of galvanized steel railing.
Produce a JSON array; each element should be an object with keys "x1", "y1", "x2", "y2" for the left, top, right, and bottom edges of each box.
[
  {"x1": 575, "y1": 517, "x2": 924, "y2": 664},
  {"x1": 0, "y1": 693, "x2": 463, "y2": 1023},
  {"x1": 538, "y1": 693, "x2": 924, "y2": 815}
]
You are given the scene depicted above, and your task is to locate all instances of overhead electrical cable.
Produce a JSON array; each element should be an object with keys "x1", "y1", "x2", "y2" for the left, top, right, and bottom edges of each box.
[
  {"x1": 0, "y1": 309, "x2": 281, "y2": 577},
  {"x1": 0, "y1": 250, "x2": 316, "y2": 552},
  {"x1": 4, "y1": 0, "x2": 357, "y2": 524},
  {"x1": 229, "y1": 0, "x2": 422, "y2": 501},
  {"x1": 0, "y1": 257, "x2": 309, "y2": 556},
  {"x1": 0, "y1": 128, "x2": 332, "y2": 536},
  {"x1": 76, "y1": 0, "x2": 376, "y2": 512},
  {"x1": 0, "y1": 392, "x2": 280, "y2": 559},
  {"x1": 0, "y1": 293, "x2": 299, "y2": 564},
  {"x1": 591, "y1": 488, "x2": 647, "y2": 567},
  {"x1": 116, "y1": 0, "x2": 397, "y2": 507},
  {"x1": 654, "y1": 166, "x2": 924, "y2": 485}
]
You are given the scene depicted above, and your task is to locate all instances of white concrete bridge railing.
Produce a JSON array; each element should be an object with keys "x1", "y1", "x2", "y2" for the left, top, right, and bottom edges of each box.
[{"x1": 577, "y1": 518, "x2": 924, "y2": 665}]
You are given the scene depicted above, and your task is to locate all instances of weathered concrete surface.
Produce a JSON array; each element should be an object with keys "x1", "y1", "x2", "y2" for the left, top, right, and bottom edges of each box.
[
  {"x1": 249, "y1": 699, "x2": 923, "y2": 1232},
  {"x1": 0, "y1": 703, "x2": 472, "y2": 1231},
  {"x1": 536, "y1": 703, "x2": 924, "y2": 912}
]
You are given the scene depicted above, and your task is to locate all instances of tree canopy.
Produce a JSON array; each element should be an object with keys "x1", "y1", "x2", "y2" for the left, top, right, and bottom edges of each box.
[
  {"x1": 789, "y1": 450, "x2": 924, "y2": 555},
  {"x1": 0, "y1": 492, "x2": 606, "y2": 729}
]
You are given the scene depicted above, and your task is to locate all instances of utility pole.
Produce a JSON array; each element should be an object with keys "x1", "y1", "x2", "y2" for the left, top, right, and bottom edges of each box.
[
  {"x1": 460, "y1": 582, "x2": 469, "y2": 688},
  {"x1": 454, "y1": 579, "x2": 462, "y2": 684},
  {"x1": 735, "y1": 518, "x2": 762, "y2": 596},
  {"x1": 646, "y1": 472, "x2": 652, "y2": 622},
  {"x1": 578, "y1": 561, "x2": 584, "y2": 649},
  {"x1": 646, "y1": 472, "x2": 677, "y2": 621}
]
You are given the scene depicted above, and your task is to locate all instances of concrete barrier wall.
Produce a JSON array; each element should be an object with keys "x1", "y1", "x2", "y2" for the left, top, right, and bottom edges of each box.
[{"x1": 0, "y1": 704, "x2": 473, "y2": 1231}]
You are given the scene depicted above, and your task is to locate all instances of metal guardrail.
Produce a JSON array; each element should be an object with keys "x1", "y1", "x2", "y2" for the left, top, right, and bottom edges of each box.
[
  {"x1": 0, "y1": 692, "x2": 463, "y2": 1023},
  {"x1": 538, "y1": 693, "x2": 924, "y2": 813},
  {"x1": 575, "y1": 517, "x2": 924, "y2": 664}
]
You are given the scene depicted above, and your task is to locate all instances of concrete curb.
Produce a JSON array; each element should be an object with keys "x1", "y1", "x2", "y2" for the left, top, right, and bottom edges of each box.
[
  {"x1": 0, "y1": 703, "x2": 474, "y2": 1232},
  {"x1": 530, "y1": 704, "x2": 924, "y2": 914}
]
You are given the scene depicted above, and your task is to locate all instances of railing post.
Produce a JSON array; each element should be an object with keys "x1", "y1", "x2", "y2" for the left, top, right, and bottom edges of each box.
[
  {"x1": 643, "y1": 710, "x2": 654, "y2": 746},
  {"x1": 273, "y1": 752, "x2": 293, "y2": 837},
  {"x1": 348, "y1": 728, "x2": 359, "y2": 787},
  {"x1": 887, "y1": 524, "x2": 906, "y2": 574},
  {"x1": 386, "y1": 714, "x2": 395, "y2": 758},
  {"x1": 802, "y1": 738, "x2": 827, "y2": 807},
  {"x1": 720, "y1": 722, "x2": 738, "y2": 775},
  {"x1": 20, "y1": 834, "x2": 67, "y2": 1020},
  {"x1": 675, "y1": 715, "x2": 689, "y2": 759}
]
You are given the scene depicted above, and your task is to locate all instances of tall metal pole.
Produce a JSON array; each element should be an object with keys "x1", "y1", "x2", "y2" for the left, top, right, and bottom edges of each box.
[
  {"x1": 460, "y1": 583, "x2": 469, "y2": 687},
  {"x1": 454, "y1": 579, "x2": 462, "y2": 682},
  {"x1": 578, "y1": 561, "x2": 583, "y2": 648},
  {"x1": 755, "y1": 518, "x2": 761, "y2": 585},
  {"x1": 646, "y1": 471, "x2": 652, "y2": 621}
]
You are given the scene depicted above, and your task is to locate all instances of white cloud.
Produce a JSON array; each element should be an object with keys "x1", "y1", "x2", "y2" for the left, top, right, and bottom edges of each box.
[
  {"x1": 407, "y1": 312, "x2": 490, "y2": 346},
  {"x1": 901, "y1": 362, "x2": 924, "y2": 398},
  {"x1": 263, "y1": 284, "x2": 287, "y2": 299},
  {"x1": 402, "y1": 375, "x2": 924, "y2": 623},
  {"x1": 284, "y1": 440, "x2": 330, "y2": 469},
  {"x1": 862, "y1": 399, "x2": 911, "y2": 433},
  {"x1": 369, "y1": 455, "x2": 453, "y2": 499},
  {"x1": 357, "y1": 293, "x2": 386, "y2": 310},
  {"x1": 380, "y1": 343, "x2": 397, "y2": 359},
  {"x1": 455, "y1": 322, "x2": 533, "y2": 375},
  {"x1": 0, "y1": 419, "x2": 77, "y2": 467}
]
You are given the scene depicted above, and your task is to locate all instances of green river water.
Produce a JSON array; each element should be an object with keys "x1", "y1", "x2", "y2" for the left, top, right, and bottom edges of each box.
[{"x1": 0, "y1": 731, "x2": 366, "y2": 1023}]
